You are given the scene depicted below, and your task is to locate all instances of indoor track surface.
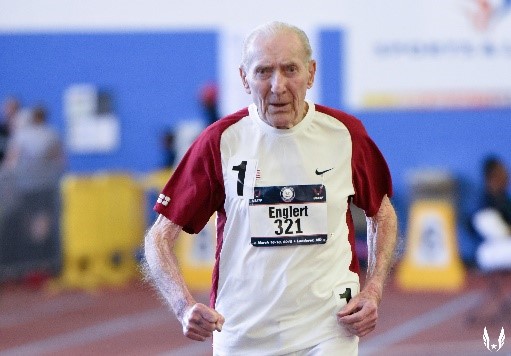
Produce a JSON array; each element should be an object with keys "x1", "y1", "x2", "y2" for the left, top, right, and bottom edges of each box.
[{"x1": 1, "y1": 270, "x2": 510, "y2": 356}]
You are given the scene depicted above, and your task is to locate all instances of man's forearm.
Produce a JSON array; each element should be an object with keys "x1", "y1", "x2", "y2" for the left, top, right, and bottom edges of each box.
[
  {"x1": 365, "y1": 195, "x2": 398, "y2": 301},
  {"x1": 143, "y1": 215, "x2": 195, "y2": 321}
]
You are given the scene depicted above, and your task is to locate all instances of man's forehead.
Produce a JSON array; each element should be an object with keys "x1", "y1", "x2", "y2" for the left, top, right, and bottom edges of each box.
[
  {"x1": 246, "y1": 32, "x2": 306, "y2": 67},
  {"x1": 251, "y1": 30, "x2": 300, "y2": 49}
]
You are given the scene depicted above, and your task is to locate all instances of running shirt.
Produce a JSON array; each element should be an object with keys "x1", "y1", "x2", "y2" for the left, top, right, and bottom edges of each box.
[{"x1": 154, "y1": 100, "x2": 392, "y2": 355}]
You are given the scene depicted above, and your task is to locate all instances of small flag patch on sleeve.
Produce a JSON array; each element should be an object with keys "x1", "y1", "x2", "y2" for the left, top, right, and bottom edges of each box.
[{"x1": 157, "y1": 194, "x2": 170, "y2": 206}]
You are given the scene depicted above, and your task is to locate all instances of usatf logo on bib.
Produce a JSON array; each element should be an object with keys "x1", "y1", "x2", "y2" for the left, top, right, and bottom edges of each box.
[{"x1": 280, "y1": 187, "x2": 295, "y2": 202}]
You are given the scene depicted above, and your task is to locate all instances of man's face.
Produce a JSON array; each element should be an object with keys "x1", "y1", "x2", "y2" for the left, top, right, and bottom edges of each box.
[{"x1": 240, "y1": 31, "x2": 316, "y2": 129}]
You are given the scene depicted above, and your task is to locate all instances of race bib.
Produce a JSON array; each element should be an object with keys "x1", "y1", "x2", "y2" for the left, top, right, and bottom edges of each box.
[{"x1": 249, "y1": 184, "x2": 328, "y2": 247}]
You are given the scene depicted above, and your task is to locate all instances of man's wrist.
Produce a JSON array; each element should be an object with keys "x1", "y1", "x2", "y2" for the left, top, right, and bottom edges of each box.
[
  {"x1": 175, "y1": 298, "x2": 196, "y2": 322},
  {"x1": 362, "y1": 279, "x2": 383, "y2": 305}
]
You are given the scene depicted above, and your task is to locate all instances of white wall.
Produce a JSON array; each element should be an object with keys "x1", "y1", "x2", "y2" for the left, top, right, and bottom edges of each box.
[{"x1": 0, "y1": 0, "x2": 353, "y2": 31}]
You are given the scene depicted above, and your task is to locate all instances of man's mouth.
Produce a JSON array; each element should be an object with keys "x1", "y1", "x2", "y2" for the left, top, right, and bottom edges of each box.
[{"x1": 270, "y1": 103, "x2": 289, "y2": 108}]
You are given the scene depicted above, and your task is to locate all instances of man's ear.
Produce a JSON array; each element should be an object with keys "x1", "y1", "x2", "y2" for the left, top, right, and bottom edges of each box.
[
  {"x1": 239, "y1": 67, "x2": 251, "y2": 94},
  {"x1": 307, "y1": 60, "x2": 317, "y2": 89}
]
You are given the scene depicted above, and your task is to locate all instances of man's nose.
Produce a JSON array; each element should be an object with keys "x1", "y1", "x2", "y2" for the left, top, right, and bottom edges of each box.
[{"x1": 271, "y1": 71, "x2": 286, "y2": 94}]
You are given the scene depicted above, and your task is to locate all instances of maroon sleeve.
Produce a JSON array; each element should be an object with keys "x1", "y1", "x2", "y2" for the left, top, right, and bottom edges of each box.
[
  {"x1": 153, "y1": 109, "x2": 248, "y2": 234},
  {"x1": 153, "y1": 125, "x2": 225, "y2": 234},
  {"x1": 350, "y1": 121, "x2": 393, "y2": 217}
]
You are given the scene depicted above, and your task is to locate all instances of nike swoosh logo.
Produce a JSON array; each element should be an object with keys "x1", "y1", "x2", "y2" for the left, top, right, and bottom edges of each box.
[{"x1": 315, "y1": 168, "x2": 334, "y2": 175}]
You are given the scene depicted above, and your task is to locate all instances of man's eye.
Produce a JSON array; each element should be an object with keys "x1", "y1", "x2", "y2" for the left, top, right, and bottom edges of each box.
[
  {"x1": 255, "y1": 68, "x2": 272, "y2": 79},
  {"x1": 287, "y1": 65, "x2": 297, "y2": 72}
]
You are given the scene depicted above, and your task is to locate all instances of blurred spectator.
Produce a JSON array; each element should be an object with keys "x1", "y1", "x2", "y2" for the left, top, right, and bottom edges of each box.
[
  {"x1": 469, "y1": 155, "x2": 511, "y2": 322},
  {"x1": 472, "y1": 156, "x2": 511, "y2": 245},
  {"x1": 200, "y1": 81, "x2": 219, "y2": 126},
  {"x1": 174, "y1": 82, "x2": 219, "y2": 164},
  {"x1": 0, "y1": 105, "x2": 65, "y2": 283},
  {"x1": 161, "y1": 130, "x2": 176, "y2": 168},
  {"x1": 0, "y1": 96, "x2": 21, "y2": 164},
  {"x1": 1, "y1": 105, "x2": 65, "y2": 188}
]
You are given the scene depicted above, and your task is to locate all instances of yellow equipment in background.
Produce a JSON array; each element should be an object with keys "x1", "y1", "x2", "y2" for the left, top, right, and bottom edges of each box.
[
  {"x1": 57, "y1": 173, "x2": 145, "y2": 291},
  {"x1": 55, "y1": 169, "x2": 215, "y2": 292},
  {"x1": 396, "y1": 171, "x2": 466, "y2": 292},
  {"x1": 397, "y1": 200, "x2": 466, "y2": 291}
]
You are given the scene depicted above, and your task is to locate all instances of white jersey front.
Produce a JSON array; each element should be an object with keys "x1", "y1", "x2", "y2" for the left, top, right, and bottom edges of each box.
[{"x1": 155, "y1": 101, "x2": 392, "y2": 355}]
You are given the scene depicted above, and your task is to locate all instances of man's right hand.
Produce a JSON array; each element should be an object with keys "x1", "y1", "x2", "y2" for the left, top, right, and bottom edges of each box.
[{"x1": 181, "y1": 303, "x2": 225, "y2": 341}]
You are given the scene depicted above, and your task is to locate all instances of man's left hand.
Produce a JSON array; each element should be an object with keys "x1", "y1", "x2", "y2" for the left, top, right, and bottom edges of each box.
[{"x1": 336, "y1": 289, "x2": 379, "y2": 337}]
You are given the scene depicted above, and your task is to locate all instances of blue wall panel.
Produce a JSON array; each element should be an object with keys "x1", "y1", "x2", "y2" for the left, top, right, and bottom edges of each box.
[
  {"x1": 319, "y1": 29, "x2": 343, "y2": 108},
  {"x1": 0, "y1": 31, "x2": 218, "y2": 172}
]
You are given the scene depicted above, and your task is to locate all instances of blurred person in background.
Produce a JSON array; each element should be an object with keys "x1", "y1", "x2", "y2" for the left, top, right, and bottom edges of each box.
[
  {"x1": 477, "y1": 156, "x2": 511, "y2": 227},
  {"x1": 0, "y1": 105, "x2": 65, "y2": 283},
  {"x1": 144, "y1": 21, "x2": 397, "y2": 355},
  {"x1": 174, "y1": 82, "x2": 220, "y2": 164},
  {"x1": 0, "y1": 96, "x2": 21, "y2": 164},
  {"x1": 0, "y1": 104, "x2": 65, "y2": 283},
  {"x1": 161, "y1": 129, "x2": 177, "y2": 169},
  {"x1": 0, "y1": 97, "x2": 25, "y2": 218},
  {"x1": 1, "y1": 105, "x2": 65, "y2": 181},
  {"x1": 471, "y1": 155, "x2": 511, "y2": 321},
  {"x1": 200, "y1": 81, "x2": 219, "y2": 126}
]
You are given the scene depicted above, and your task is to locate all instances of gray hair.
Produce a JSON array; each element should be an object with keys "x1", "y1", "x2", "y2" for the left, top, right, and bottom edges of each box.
[{"x1": 240, "y1": 21, "x2": 313, "y2": 70}]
